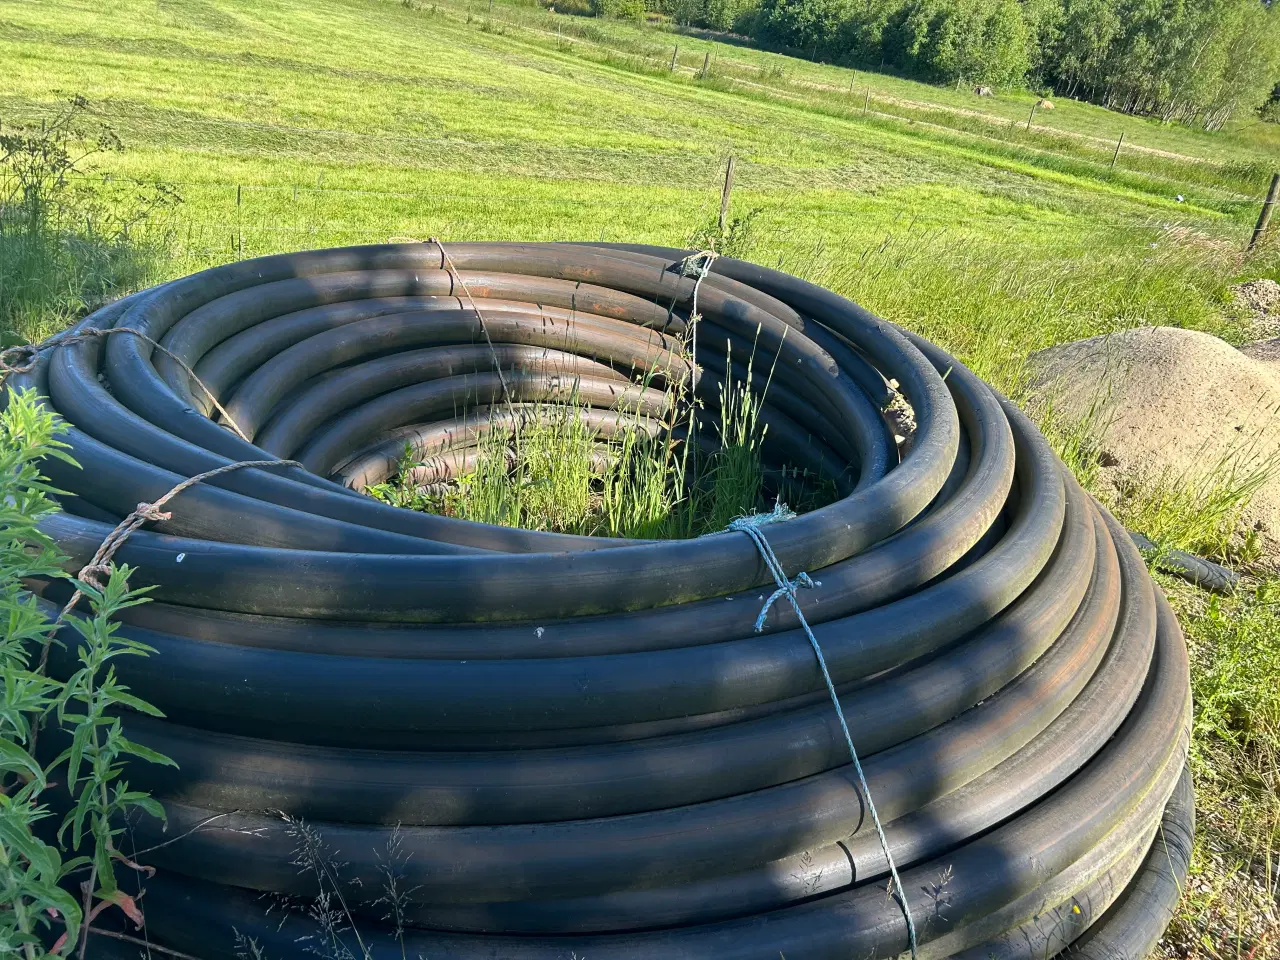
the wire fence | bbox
[50,167,1263,205]
[371,0,1278,183]
[35,170,1254,231]
[2,108,1266,277]
[4,167,1254,270]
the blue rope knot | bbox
[753,570,820,633]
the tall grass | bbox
[1164,569,1280,956]
[1108,455,1275,567]
[0,97,178,344]
[367,345,782,539]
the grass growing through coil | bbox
[367,345,779,538]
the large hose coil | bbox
[17,242,1192,958]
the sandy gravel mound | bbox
[1234,279,1280,339]
[1030,326,1280,555]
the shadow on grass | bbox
[1,94,180,345]
[0,216,174,346]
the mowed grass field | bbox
[5,0,1280,954]
[3,0,1277,369]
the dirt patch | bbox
[1030,326,1280,559]
[1234,279,1280,339]
[1242,336,1280,374]
[883,378,916,454]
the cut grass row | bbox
[448,0,1280,166]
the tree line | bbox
[651,0,1280,128]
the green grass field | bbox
[4,0,1277,272]
[4,0,1280,953]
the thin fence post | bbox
[848,72,855,95]
[670,44,678,72]
[863,88,871,116]
[1110,131,1124,169]
[699,50,710,78]
[1248,172,1280,252]
[1025,101,1036,132]
[719,156,736,232]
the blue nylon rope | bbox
[727,503,920,959]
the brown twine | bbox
[38,458,301,672]
[428,238,516,411]
[0,327,252,443]
[86,929,200,960]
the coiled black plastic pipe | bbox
[17,242,1192,958]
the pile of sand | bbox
[1030,326,1280,558]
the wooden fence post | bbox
[863,88,871,116]
[670,45,678,72]
[1025,101,1036,132]
[1110,131,1124,169]
[699,51,710,78]
[1249,173,1280,252]
[719,156,736,232]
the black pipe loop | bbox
[15,242,1192,958]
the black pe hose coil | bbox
[15,241,1192,959]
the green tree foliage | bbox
[880,0,1031,85]
[732,0,1280,128]
[755,0,852,57]
[660,0,756,30]
[591,0,647,20]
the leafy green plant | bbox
[589,0,646,21]
[52,564,174,953]
[688,207,763,260]
[0,390,86,955]
[0,389,172,956]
